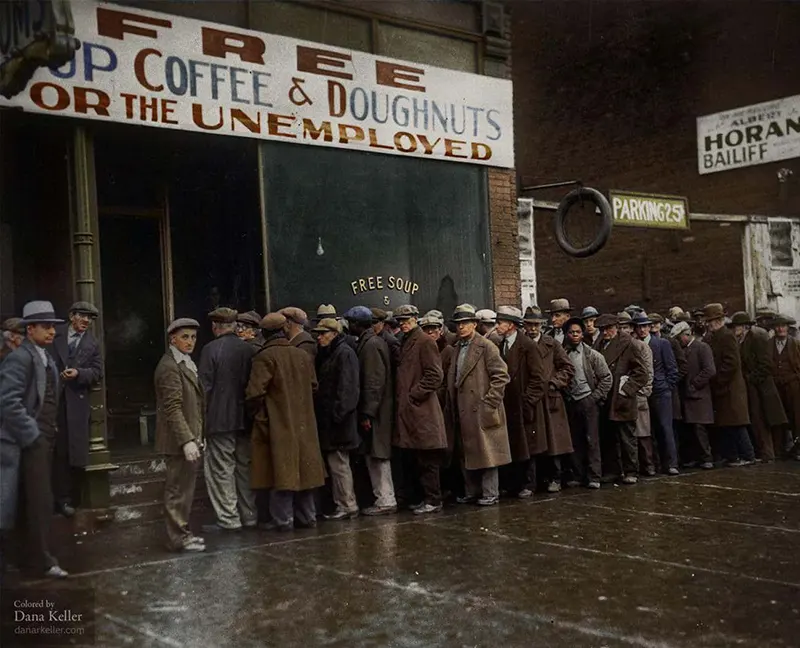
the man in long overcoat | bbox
[703,303,756,465]
[155,318,205,552]
[671,322,716,468]
[393,304,448,515]
[347,307,396,516]
[50,301,103,516]
[246,313,325,530]
[236,311,264,349]
[494,306,544,498]
[0,301,68,578]
[371,308,401,369]
[446,304,510,506]
[771,314,800,459]
[596,313,649,484]
[281,307,316,358]
[198,308,257,533]
[730,312,787,461]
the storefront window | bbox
[769,221,793,268]
[376,23,478,73]
[261,142,491,316]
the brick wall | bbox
[489,168,521,307]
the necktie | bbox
[68,336,80,359]
[502,340,509,359]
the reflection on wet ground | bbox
[15,463,800,647]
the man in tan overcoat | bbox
[446,304,511,506]
[281,307,316,358]
[246,313,325,531]
[154,318,205,553]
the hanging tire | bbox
[553,187,613,258]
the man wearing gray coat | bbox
[0,301,68,579]
[199,308,258,533]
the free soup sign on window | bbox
[0,1,515,168]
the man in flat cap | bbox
[548,299,571,344]
[393,304,448,514]
[730,312,787,461]
[155,318,205,552]
[50,301,103,516]
[346,307,396,515]
[581,307,601,347]
[494,306,544,498]
[237,311,264,349]
[1,317,24,365]
[199,308,258,533]
[246,313,325,530]
[281,307,316,358]
[446,304,510,506]
[771,314,800,460]
[475,309,499,343]
[372,307,401,367]
[0,301,68,578]
[703,303,756,465]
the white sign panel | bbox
[0,1,515,167]
[697,95,800,175]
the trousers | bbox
[18,434,58,572]
[568,396,602,483]
[327,450,358,513]
[366,456,396,508]
[679,423,713,464]
[718,426,756,462]
[164,455,198,550]
[463,466,499,499]
[204,431,257,529]
[649,391,678,470]
[269,490,317,528]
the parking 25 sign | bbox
[609,191,689,230]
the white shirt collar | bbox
[505,331,518,347]
[170,345,198,374]
[33,344,48,366]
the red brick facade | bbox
[489,167,521,307]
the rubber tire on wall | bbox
[553,187,613,258]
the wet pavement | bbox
[8,462,800,647]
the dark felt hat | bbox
[523,306,547,323]
[728,311,754,327]
[237,311,262,328]
[208,307,238,323]
[595,313,619,329]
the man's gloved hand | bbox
[183,440,201,463]
[360,417,372,432]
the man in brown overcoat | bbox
[281,307,316,358]
[154,318,205,553]
[393,304,448,515]
[671,322,716,468]
[703,303,756,465]
[494,306,544,498]
[772,314,800,459]
[596,314,649,484]
[730,312,787,461]
[446,304,511,506]
[246,313,325,531]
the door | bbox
[99,210,170,450]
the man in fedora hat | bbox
[626,313,654,476]
[494,306,544,498]
[581,307,600,347]
[671,322,716,469]
[595,313,649,484]
[315,304,337,324]
[199,308,258,534]
[247,313,325,530]
[703,303,756,465]
[155,318,205,552]
[280,306,316,358]
[475,309,500,343]
[446,304,510,506]
[0,301,69,578]
[548,299,571,344]
[771,314,800,459]
[730,312,787,461]
[755,307,776,336]
[50,301,103,517]
[236,311,264,349]
[562,317,612,489]
[522,306,547,340]
[371,308,401,367]
[393,304,448,515]
[1,317,24,365]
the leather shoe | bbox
[44,565,69,579]
[362,505,397,516]
[201,523,242,534]
[324,509,359,521]
[56,503,76,518]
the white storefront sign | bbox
[0,1,515,167]
[697,95,800,175]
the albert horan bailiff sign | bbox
[697,95,800,175]
[0,1,515,167]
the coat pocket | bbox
[479,404,502,429]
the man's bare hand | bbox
[61,369,79,381]
[183,440,201,463]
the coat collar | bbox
[357,327,376,354]
[456,335,485,388]
[600,333,627,366]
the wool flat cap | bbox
[675,311,694,323]
[668,307,685,320]
[581,306,599,319]
[344,306,373,323]
[312,317,341,334]
[261,312,287,331]
[423,309,444,320]
[755,307,776,318]
[624,304,644,314]
[316,304,337,318]
[549,298,571,313]
[2,317,24,333]
[475,309,497,324]
[728,311,753,327]
[496,306,523,325]
[69,301,99,317]
[419,316,443,328]
[167,317,200,335]
[371,308,388,322]
[21,301,64,324]
[617,311,633,324]
[595,314,619,329]
[649,313,664,324]
[452,303,480,322]
[523,306,547,323]
[670,321,692,338]
[237,310,262,328]
[208,307,238,323]
[703,303,725,321]
[280,307,308,326]
[393,304,420,320]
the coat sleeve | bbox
[245,353,273,416]
[671,338,688,383]
[198,344,215,395]
[76,339,103,387]
[523,343,546,410]
[693,343,717,389]
[0,352,41,448]
[155,363,195,448]
[623,342,650,397]
[334,347,360,423]
[713,336,739,388]
[662,340,679,387]
[411,339,444,402]
[550,343,576,390]
[590,350,613,402]
[359,340,386,420]
[749,333,773,385]
[482,342,510,409]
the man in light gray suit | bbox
[0,301,68,579]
